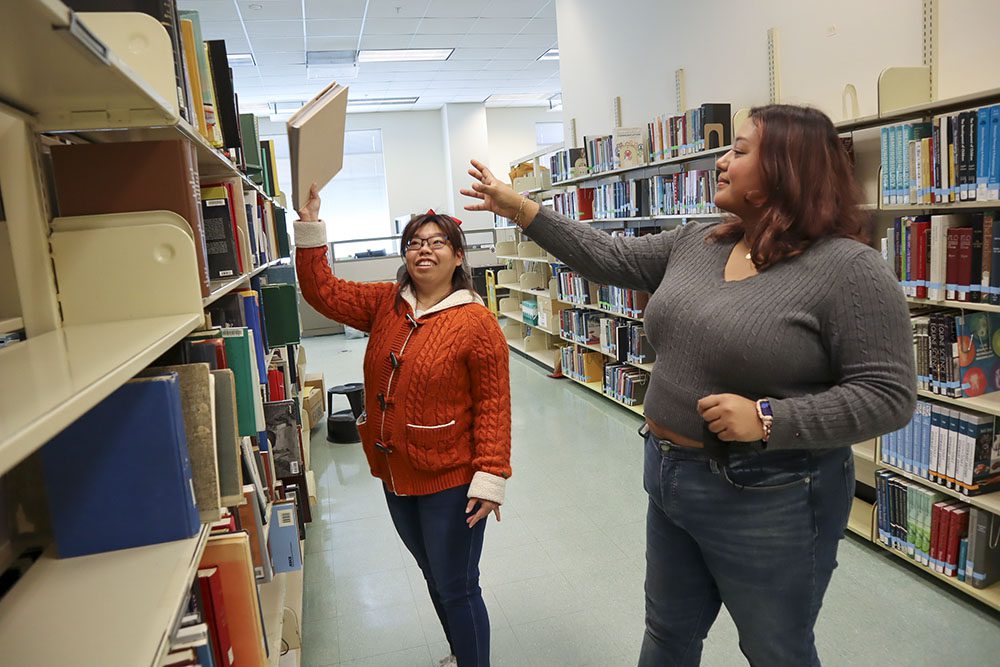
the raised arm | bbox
[462,159,677,292]
[293,184,395,333]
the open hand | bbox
[466,497,501,528]
[461,159,539,226]
[697,393,765,442]
[298,182,321,222]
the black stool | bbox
[327,383,365,443]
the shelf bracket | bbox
[675,69,686,114]
[767,28,782,104]
[922,0,939,101]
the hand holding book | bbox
[297,182,321,222]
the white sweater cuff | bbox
[294,220,327,248]
[468,471,506,504]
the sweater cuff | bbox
[294,220,327,248]
[468,471,506,504]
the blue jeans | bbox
[384,484,490,666]
[639,432,854,666]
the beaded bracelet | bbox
[512,197,527,226]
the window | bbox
[535,121,564,147]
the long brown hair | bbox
[395,212,475,312]
[709,104,869,269]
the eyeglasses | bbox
[404,235,450,252]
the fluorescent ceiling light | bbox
[228,53,256,66]
[537,48,559,61]
[485,93,548,104]
[358,49,453,63]
[307,50,357,65]
[347,97,419,107]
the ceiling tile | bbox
[255,65,308,77]
[449,47,502,61]
[304,0,367,19]
[363,18,422,34]
[432,71,481,81]
[416,17,476,34]
[305,19,364,37]
[468,18,530,34]
[436,60,490,71]
[505,33,557,50]
[536,2,556,17]
[252,35,305,53]
[426,0,490,18]
[366,0,431,18]
[195,20,248,41]
[238,1,302,21]
[245,20,302,38]
[520,17,557,34]
[254,51,307,65]
[307,35,359,51]
[482,60,528,71]
[518,60,559,75]
[494,47,549,60]
[407,34,463,48]
[481,0,548,18]
[459,33,512,48]
[359,34,413,49]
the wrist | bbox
[755,398,773,442]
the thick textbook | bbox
[287,80,349,209]
[260,284,301,346]
[211,368,244,506]
[264,399,303,478]
[268,501,303,574]
[42,374,200,557]
[200,533,268,667]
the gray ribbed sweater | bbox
[525,207,917,450]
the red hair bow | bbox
[426,208,462,226]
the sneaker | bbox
[438,656,457,667]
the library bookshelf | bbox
[0,2,310,664]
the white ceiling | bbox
[177,0,561,114]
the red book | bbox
[267,369,285,401]
[911,219,930,298]
[944,505,970,576]
[197,567,235,667]
[188,338,228,369]
[930,500,956,572]
[576,188,595,221]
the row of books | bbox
[552,188,594,221]
[602,363,650,406]
[549,147,589,183]
[67,3,281,192]
[597,318,656,365]
[555,268,598,306]
[911,309,1000,399]
[560,345,605,384]
[596,285,649,319]
[48,138,290,298]
[881,399,1000,496]
[876,471,1000,590]
[882,212,998,302]
[647,170,719,216]
[879,105,1000,206]
[646,104,733,162]
[592,181,649,219]
[560,308,602,346]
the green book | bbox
[221,327,263,436]
[260,284,301,347]
[273,207,290,258]
[240,113,264,176]
[260,140,274,196]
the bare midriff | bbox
[645,417,704,449]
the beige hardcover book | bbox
[287,81,349,210]
[212,368,244,506]
[144,363,222,519]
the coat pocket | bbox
[404,420,468,471]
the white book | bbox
[929,214,963,301]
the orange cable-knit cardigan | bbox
[294,221,512,502]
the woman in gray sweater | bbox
[462,104,916,666]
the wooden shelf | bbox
[203,259,288,307]
[852,439,877,463]
[259,572,288,667]
[505,336,559,370]
[551,144,731,187]
[0,317,23,335]
[836,86,1000,132]
[0,0,177,130]
[0,313,202,476]
[880,201,1000,213]
[915,388,1000,418]
[907,297,1000,314]
[875,538,1000,612]
[495,254,555,264]
[847,497,874,541]
[0,525,210,666]
[500,310,557,336]
[590,213,721,222]
[564,374,644,416]
[877,460,1000,516]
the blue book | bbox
[238,291,268,381]
[989,105,1000,200]
[196,642,216,667]
[42,374,200,558]
[958,537,969,582]
[268,501,303,574]
[976,107,990,199]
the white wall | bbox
[345,110,450,223]
[555,0,1000,139]
[486,106,559,179]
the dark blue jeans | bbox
[384,483,490,666]
[639,432,854,667]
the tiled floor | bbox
[300,334,1000,666]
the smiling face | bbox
[714,118,767,222]
[403,221,464,292]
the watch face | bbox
[759,400,773,417]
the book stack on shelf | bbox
[0,2,319,665]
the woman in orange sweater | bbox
[295,185,511,667]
